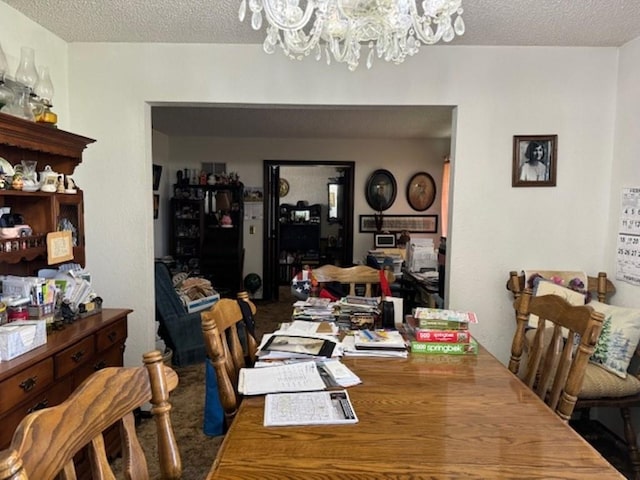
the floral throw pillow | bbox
[589,300,640,379]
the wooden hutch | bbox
[0,112,131,478]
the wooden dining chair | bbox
[313,264,395,297]
[508,271,640,479]
[0,350,181,480]
[512,288,605,421]
[201,293,257,427]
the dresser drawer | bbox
[0,378,72,449]
[0,358,54,416]
[75,342,125,389]
[96,317,127,352]
[54,336,95,378]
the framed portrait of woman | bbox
[512,135,557,187]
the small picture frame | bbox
[374,233,397,248]
[152,164,162,191]
[153,194,159,219]
[46,230,74,265]
[512,135,557,187]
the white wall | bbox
[0,2,69,127]
[62,43,618,367]
[610,37,640,306]
[597,35,640,436]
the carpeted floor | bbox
[114,286,635,479]
[112,287,293,479]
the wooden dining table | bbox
[206,343,624,479]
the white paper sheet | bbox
[264,390,358,426]
[238,360,326,395]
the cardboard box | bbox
[185,294,220,313]
[0,320,47,361]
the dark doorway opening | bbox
[263,160,355,301]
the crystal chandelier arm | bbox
[261,0,317,31]
[409,0,461,45]
[281,28,324,55]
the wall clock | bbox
[365,169,397,212]
[407,172,436,211]
[279,178,290,197]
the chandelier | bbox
[238,0,464,71]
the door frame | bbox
[263,160,355,301]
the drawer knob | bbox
[94,360,107,370]
[27,399,49,414]
[71,350,85,362]
[108,331,117,342]
[19,376,38,392]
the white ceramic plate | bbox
[0,157,14,176]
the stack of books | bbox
[336,296,381,330]
[406,307,479,355]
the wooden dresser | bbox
[0,309,130,460]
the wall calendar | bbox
[616,187,640,286]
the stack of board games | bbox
[406,307,479,355]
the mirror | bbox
[328,182,343,223]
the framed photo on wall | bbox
[512,135,557,187]
[359,214,438,233]
[153,194,159,219]
[152,164,162,191]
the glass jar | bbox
[15,46,38,90]
[1,86,35,121]
[34,66,54,104]
[0,78,14,110]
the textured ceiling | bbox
[5,0,639,139]
[5,0,640,46]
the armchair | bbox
[154,261,207,367]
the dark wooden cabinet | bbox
[0,112,94,275]
[278,203,321,284]
[171,183,244,295]
[0,309,131,456]
[170,196,204,274]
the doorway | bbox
[263,160,355,301]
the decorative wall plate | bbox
[365,169,397,212]
[279,178,290,197]
[0,157,14,176]
[407,172,436,211]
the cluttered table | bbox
[206,340,622,479]
[402,267,442,308]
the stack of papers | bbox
[354,329,407,351]
[277,320,339,336]
[319,359,361,387]
[292,297,337,321]
[342,332,408,358]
